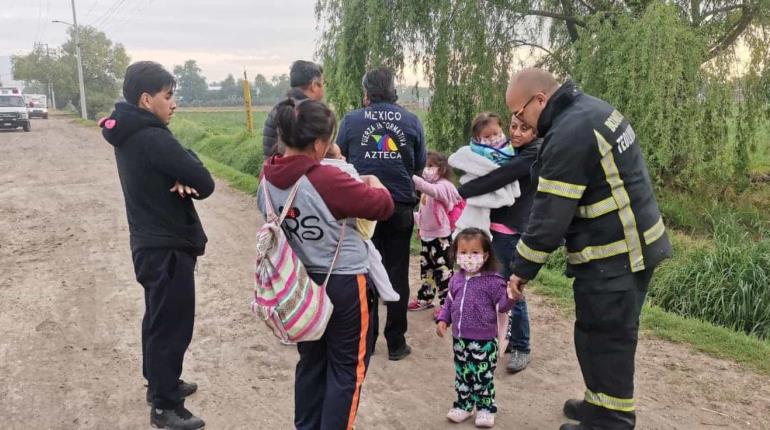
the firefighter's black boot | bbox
[563,399,589,421]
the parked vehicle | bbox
[0,94,31,132]
[0,87,22,95]
[25,95,48,119]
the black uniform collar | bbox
[537,80,580,137]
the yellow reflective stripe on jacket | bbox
[567,240,628,265]
[516,240,550,264]
[643,216,666,245]
[576,197,619,219]
[538,177,586,200]
[585,390,635,412]
[595,130,645,272]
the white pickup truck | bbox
[0,94,31,132]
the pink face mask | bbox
[479,132,509,149]
[457,253,485,273]
[422,167,440,183]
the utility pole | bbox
[70,0,87,119]
[44,45,56,110]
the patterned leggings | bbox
[417,237,453,305]
[453,337,498,413]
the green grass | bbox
[530,265,770,376]
[170,112,267,178]
[197,153,259,195]
[173,111,261,134]
[657,187,770,236]
[649,214,770,339]
[749,121,770,175]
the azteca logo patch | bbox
[361,119,408,159]
[372,134,399,152]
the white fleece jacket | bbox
[448,146,520,237]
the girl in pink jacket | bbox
[409,151,463,314]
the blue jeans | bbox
[491,231,531,353]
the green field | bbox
[167,109,770,375]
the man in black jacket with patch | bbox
[506,68,672,430]
[337,67,427,361]
[102,61,214,430]
[262,60,324,157]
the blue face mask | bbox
[470,138,516,165]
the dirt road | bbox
[1,117,768,429]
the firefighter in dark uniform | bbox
[505,68,672,430]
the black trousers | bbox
[370,202,414,353]
[295,274,375,430]
[133,248,197,410]
[572,267,654,430]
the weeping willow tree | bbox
[316,0,770,188]
[570,3,770,189]
[317,1,523,151]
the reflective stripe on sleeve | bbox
[576,196,619,219]
[537,177,586,200]
[567,240,629,265]
[643,216,666,245]
[516,240,550,264]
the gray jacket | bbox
[257,176,369,274]
[262,88,309,157]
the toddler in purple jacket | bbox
[436,228,516,428]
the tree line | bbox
[316,0,770,192]
[172,59,293,107]
[11,27,314,116]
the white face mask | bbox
[422,167,440,182]
[457,253,486,273]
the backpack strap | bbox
[262,179,301,225]
[321,221,347,287]
[264,178,347,287]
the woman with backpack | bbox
[256,98,394,430]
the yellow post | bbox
[243,70,254,134]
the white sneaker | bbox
[446,408,473,423]
[475,410,495,428]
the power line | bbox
[89,0,117,27]
[85,0,100,18]
[108,0,152,33]
[90,0,126,28]
[34,0,44,44]
[41,0,52,39]
[99,0,129,28]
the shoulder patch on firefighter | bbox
[604,110,624,133]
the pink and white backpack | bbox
[252,181,344,342]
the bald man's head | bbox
[506,68,561,131]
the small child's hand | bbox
[436,321,448,337]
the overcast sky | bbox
[1,0,324,83]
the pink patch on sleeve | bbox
[97,117,107,127]
[104,119,117,129]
